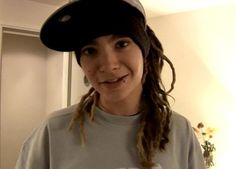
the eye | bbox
[115,39,129,49]
[80,46,97,56]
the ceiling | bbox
[28,0,236,18]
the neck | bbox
[98,89,142,116]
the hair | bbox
[69,25,176,169]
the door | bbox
[0,27,65,169]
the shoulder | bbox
[168,112,205,168]
[20,104,78,150]
[47,104,78,121]
[169,111,194,138]
[24,104,78,140]
[15,106,78,169]
[170,111,192,128]
[45,104,78,129]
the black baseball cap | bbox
[40,0,150,62]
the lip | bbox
[100,74,128,83]
[100,74,128,89]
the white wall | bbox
[0,32,66,169]
[148,3,236,169]
[1,33,47,169]
[0,1,69,169]
[0,0,69,112]
[70,53,90,105]
[0,0,57,30]
[46,49,64,114]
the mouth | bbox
[100,74,128,84]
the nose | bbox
[98,47,120,72]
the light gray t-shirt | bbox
[15,104,205,169]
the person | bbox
[15,0,205,169]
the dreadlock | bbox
[69,25,176,169]
[135,25,176,169]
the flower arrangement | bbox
[193,122,216,168]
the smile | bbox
[99,74,128,89]
[102,74,128,84]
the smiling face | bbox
[79,35,144,105]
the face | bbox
[79,35,144,104]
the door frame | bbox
[0,24,71,168]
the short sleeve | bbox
[188,124,206,169]
[15,121,50,169]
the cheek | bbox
[82,69,100,90]
[83,68,94,81]
[137,59,144,79]
[81,57,94,74]
[129,54,144,76]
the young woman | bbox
[15,0,205,169]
